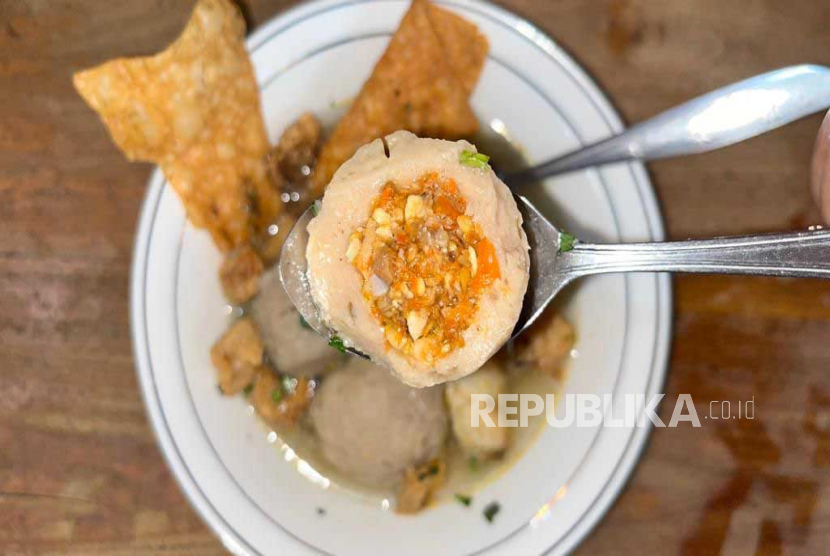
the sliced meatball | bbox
[211,318,263,395]
[310,357,448,487]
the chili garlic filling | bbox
[347,173,500,362]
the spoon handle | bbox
[562,229,830,280]
[508,64,830,184]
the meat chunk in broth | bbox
[266,112,322,216]
[272,112,322,184]
[396,458,446,514]
[513,313,575,379]
[211,318,263,395]
[219,244,264,304]
[251,367,314,428]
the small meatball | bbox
[251,266,342,377]
[219,244,264,304]
[513,313,575,378]
[396,458,446,514]
[310,358,448,487]
[251,367,314,428]
[445,362,508,457]
[211,318,263,395]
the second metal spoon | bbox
[506,64,830,185]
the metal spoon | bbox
[506,64,830,184]
[512,197,830,336]
[278,203,371,357]
[279,198,830,350]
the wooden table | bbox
[2,0,829,554]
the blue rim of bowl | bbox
[130,1,673,555]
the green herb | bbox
[328,335,347,353]
[271,387,284,403]
[455,494,473,507]
[243,383,254,396]
[483,502,501,523]
[299,315,312,329]
[459,150,490,169]
[559,232,576,253]
[310,200,321,216]
[468,456,479,473]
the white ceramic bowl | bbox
[130,0,672,554]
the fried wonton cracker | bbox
[311,0,488,193]
[425,3,489,95]
[73,0,279,251]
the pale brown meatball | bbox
[310,358,448,487]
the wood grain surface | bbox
[2,0,829,554]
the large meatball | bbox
[306,131,529,387]
[310,357,448,487]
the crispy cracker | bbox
[73,0,278,251]
[426,3,489,95]
[312,0,487,192]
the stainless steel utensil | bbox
[512,197,830,336]
[506,64,830,185]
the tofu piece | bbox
[444,362,508,456]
